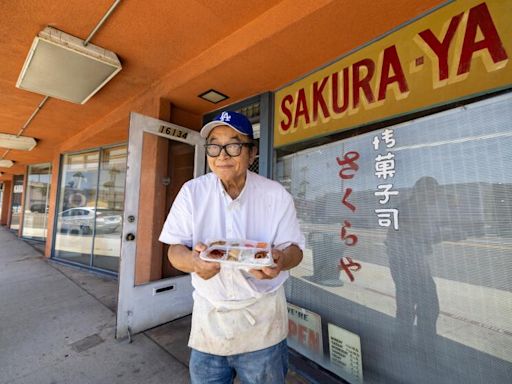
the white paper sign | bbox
[328,323,363,384]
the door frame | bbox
[116,112,205,339]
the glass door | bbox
[116,113,205,339]
[10,175,24,231]
[22,163,52,241]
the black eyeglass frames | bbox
[204,142,253,157]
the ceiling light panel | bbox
[0,133,37,151]
[199,89,229,104]
[0,160,14,168]
[16,27,122,104]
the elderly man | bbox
[159,110,304,384]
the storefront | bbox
[272,0,511,383]
[39,0,509,381]
[1,1,509,382]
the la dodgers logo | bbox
[220,112,231,122]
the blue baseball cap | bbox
[200,111,253,139]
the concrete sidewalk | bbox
[0,227,190,384]
[0,228,310,384]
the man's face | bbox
[206,125,256,185]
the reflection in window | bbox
[277,93,512,384]
[93,145,127,271]
[22,163,51,241]
[238,103,261,174]
[10,175,24,231]
[53,145,127,274]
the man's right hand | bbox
[192,242,221,280]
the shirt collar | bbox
[216,170,251,203]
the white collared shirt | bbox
[159,170,305,302]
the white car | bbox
[59,207,122,235]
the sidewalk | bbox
[0,228,309,384]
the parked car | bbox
[58,207,122,235]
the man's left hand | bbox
[249,248,285,280]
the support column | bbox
[18,167,28,237]
[134,98,172,285]
[44,152,61,257]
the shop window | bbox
[0,183,3,219]
[277,93,512,384]
[22,163,51,241]
[9,175,24,231]
[239,103,260,174]
[53,145,127,274]
[93,146,127,271]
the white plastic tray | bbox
[199,239,274,269]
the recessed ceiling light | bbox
[0,160,14,168]
[198,89,229,104]
[16,27,122,104]
[0,133,37,151]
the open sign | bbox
[287,303,323,358]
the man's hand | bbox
[249,244,303,280]
[192,242,221,280]
[249,248,286,280]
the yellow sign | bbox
[274,0,511,147]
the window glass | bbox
[9,175,24,231]
[277,93,512,384]
[92,145,127,271]
[22,163,51,241]
[238,104,260,174]
[53,145,127,274]
[54,151,100,266]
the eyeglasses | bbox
[204,142,253,157]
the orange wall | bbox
[44,152,61,257]
[1,180,12,226]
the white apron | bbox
[188,285,289,356]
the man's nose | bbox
[218,146,230,158]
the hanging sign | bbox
[274,0,511,147]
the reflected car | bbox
[58,207,122,235]
[30,202,49,213]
